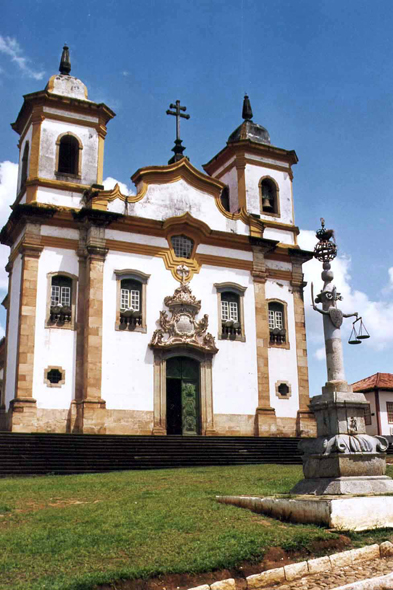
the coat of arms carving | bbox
[149,267,218,354]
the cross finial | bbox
[59,44,71,75]
[176,264,190,284]
[166,100,190,164]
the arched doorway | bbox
[166,356,200,435]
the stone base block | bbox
[291,475,393,495]
[8,398,38,432]
[296,410,317,437]
[303,453,387,479]
[216,494,393,531]
[255,407,278,436]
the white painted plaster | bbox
[43,107,98,123]
[263,227,295,246]
[265,280,299,417]
[105,229,167,248]
[196,243,253,261]
[5,254,22,408]
[11,230,25,252]
[47,75,88,101]
[39,119,98,186]
[219,168,240,213]
[101,252,258,415]
[41,225,79,240]
[36,186,84,209]
[17,126,33,193]
[377,391,393,436]
[245,163,294,224]
[124,179,249,235]
[33,248,79,409]
[211,156,236,177]
[245,153,290,168]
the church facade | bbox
[0,47,316,437]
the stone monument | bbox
[291,220,393,495]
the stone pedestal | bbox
[256,407,278,436]
[292,380,393,495]
[8,398,38,432]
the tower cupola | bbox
[227,94,271,146]
[11,46,115,207]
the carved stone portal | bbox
[149,275,218,354]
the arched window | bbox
[215,282,247,342]
[260,178,279,215]
[115,269,150,332]
[21,142,29,187]
[57,134,80,175]
[268,301,286,345]
[120,278,142,329]
[50,275,73,324]
[171,235,194,259]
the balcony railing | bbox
[221,322,241,338]
[49,306,72,324]
[270,328,286,345]
[120,314,142,329]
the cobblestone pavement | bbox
[277,556,393,590]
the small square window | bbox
[171,235,194,259]
[387,402,393,424]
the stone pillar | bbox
[252,242,277,436]
[291,257,316,437]
[9,224,43,432]
[75,222,108,434]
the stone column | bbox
[10,223,43,432]
[252,241,277,436]
[0,271,11,430]
[291,255,316,437]
[75,222,108,434]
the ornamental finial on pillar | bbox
[59,44,71,76]
[242,94,253,121]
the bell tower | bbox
[11,45,115,208]
[204,95,298,245]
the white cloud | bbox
[102,176,135,196]
[0,36,44,80]
[299,229,393,354]
[314,347,326,361]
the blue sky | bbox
[0,0,392,396]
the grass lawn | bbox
[1,464,393,590]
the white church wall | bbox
[32,247,78,409]
[36,186,84,208]
[263,227,295,246]
[105,229,168,249]
[17,126,33,193]
[101,250,258,417]
[4,254,22,409]
[127,179,250,235]
[265,280,299,418]
[41,225,80,240]
[265,259,292,271]
[195,266,258,415]
[245,162,294,224]
[218,166,239,213]
[39,119,98,186]
[196,244,253,261]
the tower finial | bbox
[59,44,71,76]
[242,94,253,121]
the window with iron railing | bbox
[268,301,286,345]
[119,278,143,329]
[50,276,72,324]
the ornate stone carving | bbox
[300,434,389,456]
[150,273,218,354]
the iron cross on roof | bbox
[166,100,190,164]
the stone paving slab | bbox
[187,542,393,590]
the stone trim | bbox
[152,347,216,436]
[114,269,150,333]
[43,365,65,388]
[266,297,290,350]
[186,537,390,590]
[45,271,78,331]
[275,380,292,399]
[214,282,247,342]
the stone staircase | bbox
[0,433,304,476]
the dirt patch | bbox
[95,535,352,590]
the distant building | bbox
[352,373,393,436]
[0,47,316,437]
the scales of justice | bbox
[291,219,393,495]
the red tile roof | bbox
[352,373,393,392]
